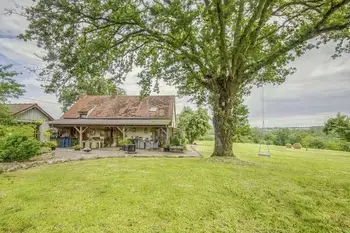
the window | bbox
[79,113,87,118]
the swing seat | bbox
[258,152,271,157]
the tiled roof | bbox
[50,119,171,126]
[63,95,175,119]
[6,103,55,121]
[7,103,36,115]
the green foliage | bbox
[118,139,130,146]
[16,0,350,156]
[0,104,14,125]
[198,134,215,141]
[56,78,126,112]
[73,145,81,150]
[170,135,182,146]
[324,113,350,142]
[178,107,211,144]
[248,126,350,152]
[42,141,57,148]
[0,135,40,162]
[232,101,251,142]
[0,124,36,139]
[273,128,291,146]
[0,64,25,103]
[301,135,313,148]
[309,137,327,149]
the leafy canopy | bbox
[0,64,25,124]
[53,76,127,112]
[16,0,350,101]
[324,113,350,141]
[0,64,24,103]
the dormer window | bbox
[149,107,157,112]
[79,112,88,118]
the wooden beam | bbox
[79,126,83,148]
[115,126,123,133]
[74,126,81,133]
[160,128,167,134]
[166,126,169,141]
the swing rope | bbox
[258,85,270,157]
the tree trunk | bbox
[212,111,235,157]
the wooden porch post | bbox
[166,126,169,141]
[74,126,88,148]
[79,126,83,148]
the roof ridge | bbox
[6,103,36,105]
[80,95,176,97]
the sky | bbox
[1,0,349,128]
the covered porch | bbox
[49,119,174,149]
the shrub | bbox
[0,135,40,161]
[309,137,326,149]
[42,141,58,148]
[73,145,81,150]
[118,139,130,146]
[339,141,350,152]
[286,143,292,148]
[0,167,4,174]
[293,143,302,149]
[326,140,341,151]
[170,135,181,146]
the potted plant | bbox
[43,141,58,150]
[163,141,170,152]
[118,139,129,151]
[73,145,81,151]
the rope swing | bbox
[258,85,271,157]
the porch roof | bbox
[49,118,171,127]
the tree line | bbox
[230,113,350,152]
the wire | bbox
[16,96,61,105]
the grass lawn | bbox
[0,142,349,233]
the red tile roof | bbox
[63,95,175,119]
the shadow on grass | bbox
[206,156,256,166]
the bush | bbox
[326,140,341,151]
[0,167,4,174]
[293,143,302,149]
[170,135,181,146]
[286,143,292,148]
[118,139,130,146]
[309,137,326,149]
[0,135,40,162]
[73,145,81,150]
[42,141,57,148]
[339,141,350,152]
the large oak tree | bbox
[15,0,350,156]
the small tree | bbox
[0,64,25,103]
[324,113,350,142]
[0,64,25,125]
[178,107,211,144]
